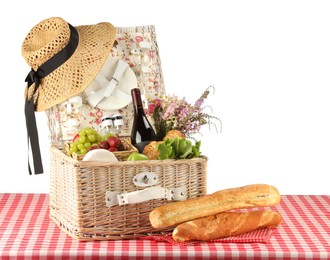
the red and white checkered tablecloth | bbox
[0,194,329,260]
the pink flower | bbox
[147,98,162,115]
[146,50,155,59]
[194,98,204,107]
[54,111,60,120]
[155,98,162,107]
[178,107,189,120]
[135,36,144,42]
[147,103,157,115]
[96,118,102,125]
[96,110,103,117]
[162,103,176,120]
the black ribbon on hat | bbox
[24,23,79,175]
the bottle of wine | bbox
[131,88,156,153]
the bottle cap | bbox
[113,113,124,128]
[101,116,114,128]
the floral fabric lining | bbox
[46,25,165,146]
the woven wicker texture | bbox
[49,146,207,241]
[22,17,116,111]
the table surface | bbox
[0,194,329,260]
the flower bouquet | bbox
[146,86,222,141]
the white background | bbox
[1,0,329,195]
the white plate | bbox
[82,149,118,162]
[84,55,137,111]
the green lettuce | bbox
[158,137,201,160]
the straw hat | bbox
[22,17,116,111]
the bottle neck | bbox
[131,88,145,114]
[131,88,143,106]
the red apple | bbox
[109,146,118,152]
[88,145,99,151]
[99,140,110,150]
[107,136,118,148]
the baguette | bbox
[172,210,282,242]
[149,184,280,228]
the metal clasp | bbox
[133,172,158,187]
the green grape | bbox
[85,127,94,135]
[78,135,86,143]
[77,143,84,151]
[69,143,78,154]
[84,142,91,150]
[79,128,87,136]
[70,127,102,155]
[87,134,96,143]
[96,133,102,142]
[80,148,88,154]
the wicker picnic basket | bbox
[49,146,207,241]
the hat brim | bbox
[33,22,116,111]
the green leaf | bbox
[158,137,202,160]
[172,137,181,155]
[178,139,193,159]
[158,141,174,160]
[192,140,201,157]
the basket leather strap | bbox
[24,23,79,175]
[86,59,130,107]
[105,186,187,207]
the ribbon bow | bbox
[24,68,43,175]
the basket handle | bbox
[105,186,187,208]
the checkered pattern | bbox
[0,194,329,259]
[143,228,275,245]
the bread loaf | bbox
[142,141,162,160]
[163,130,185,140]
[149,184,280,228]
[172,210,282,242]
